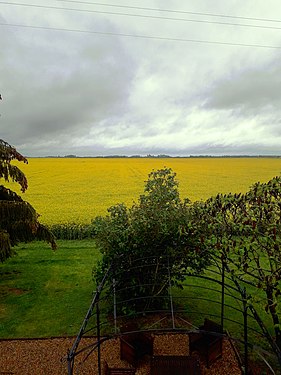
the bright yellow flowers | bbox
[9,157,281,225]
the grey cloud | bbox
[2,1,281,156]
[0,25,136,146]
[114,142,280,157]
[162,142,281,156]
[204,60,281,114]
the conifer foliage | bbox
[0,139,56,262]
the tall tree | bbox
[93,167,209,314]
[0,139,56,262]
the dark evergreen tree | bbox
[0,139,56,262]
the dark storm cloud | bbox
[204,61,281,114]
[0,24,136,147]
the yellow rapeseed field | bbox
[8,158,281,225]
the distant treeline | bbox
[37,154,281,159]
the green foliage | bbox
[0,139,28,192]
[0,139,56,262]
[93,167,210,313]
[193,175,281,350]
[47,223,93,240]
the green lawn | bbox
[0,240,101,338]
[0,240,275,352]
[173,271,273,345]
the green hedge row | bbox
[47,223,96,240]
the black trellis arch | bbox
[66,254,281,375]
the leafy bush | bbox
[93,168,210,314]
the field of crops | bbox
[8,157,281,225]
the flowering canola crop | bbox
[8,158,281,225]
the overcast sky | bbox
[1,0,281,156]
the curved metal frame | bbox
[67,254,281,375]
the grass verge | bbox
[0,240,101,338]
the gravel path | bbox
[0,334,242,374]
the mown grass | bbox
[0,240,101,338]
[173,271,273,347]
[0,239,274,349]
